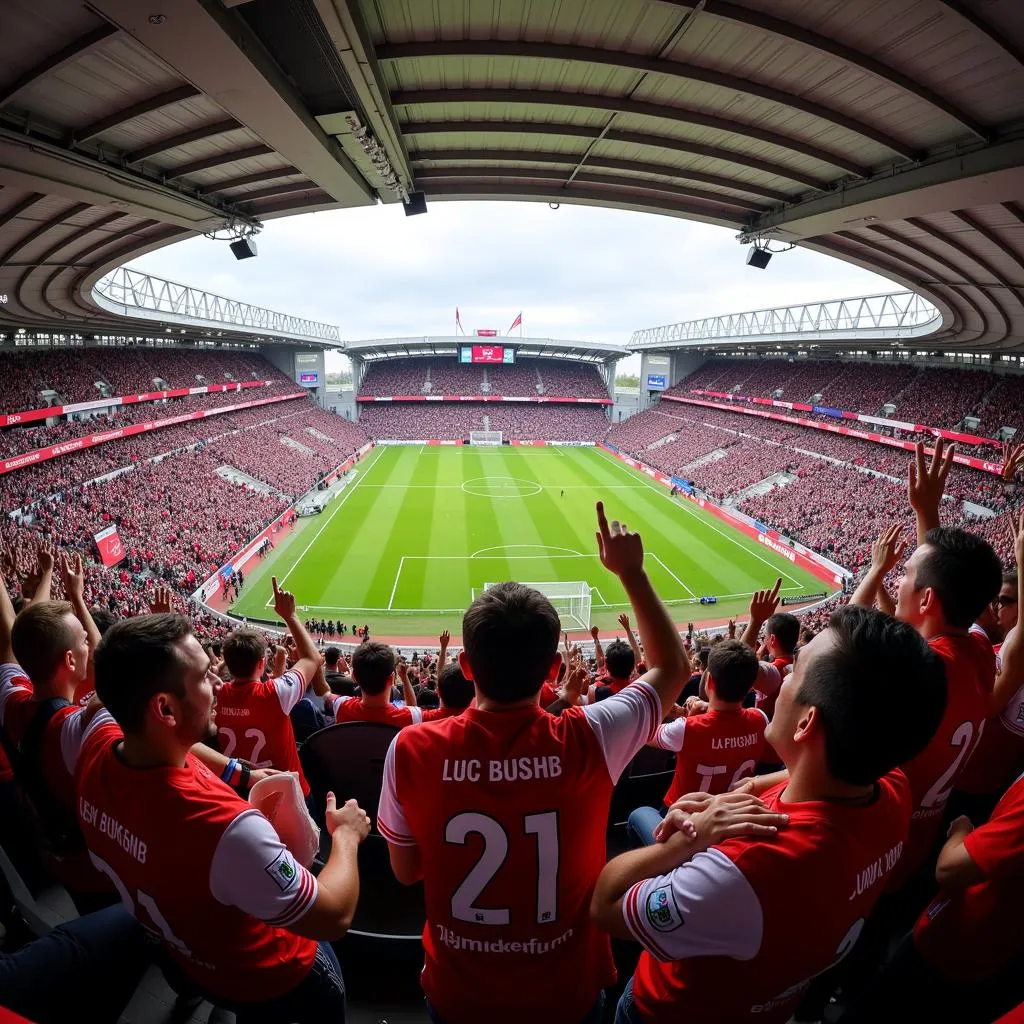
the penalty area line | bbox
[387,556,406,610]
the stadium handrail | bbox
[0,379,277,428]
[686,388,1004,448]
[662,395,1010,477]
[629,291,942,348]
[0,392,305,477]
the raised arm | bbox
[909,439,955,545]
[61,553,101,654]
[850,525,906,614]
[596,502,688,717]
[590,625,605,671]
[740,579,781,650]
[617,612,642,667]
[23,543,56,606]
[310,653,330,698]
[437,630,450,672]
[988,511,1024,717]
[271,577,320,683]
[0,564,15,665]
[396,657,417,707]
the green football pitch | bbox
[229,445,831,638]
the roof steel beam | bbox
[659,1,989,141]
[391,89,869,177]
[73,85,202,145]
[0,24,119,110]
[201,167,301,193]
[413,166,764,213]
[379,40,917,161]
[410,148,790,203]
[402,120,826,189]
[165,145,275,180]
[125,119,242,165]
[938,0,1024,70]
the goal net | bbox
[469,430,503,446]
[476,580,592,631]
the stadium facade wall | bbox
[598,442,847,587]
[665,396,1006,476]
[356,394,612,405]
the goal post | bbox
[469,430,503,446]
[475,580,592,631]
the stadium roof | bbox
[345,335,624,363]
[0,1,1022,351]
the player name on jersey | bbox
[79,796,148,864]
[442,756,563,782]
[849,840,903,901]
[710,733,760,750]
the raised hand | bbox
[60,551,85,602]
[148,584,174,614]
[617,612,631,631]
[748,578,782,626]
[870,524,908,575]
[590,625,600,641]
[727,618,737,638]
[1011,509,1024,569]
[1001,441,1024,483]
[325,792,371,842]
[595,501,644,579]
[908,438,955,525]
[271,576,296,621]
[38,542,55,578]
[439,629,450,649]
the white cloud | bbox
[128,200,899,373]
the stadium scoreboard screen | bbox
[298,371,319,386]
[460,345,515,364]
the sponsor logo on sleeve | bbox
[265,849,299,892]
[645,885,683,932]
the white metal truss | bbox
[629,291,941,348]
[93,267,340,345]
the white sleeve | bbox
[209,809,318,927]
[0,663,30,728]
[408,706,423,725]
[653,717,686,752]
[622,848,763,962]
[272,670,306,715]
[582,681,661,783]
[60,708,117,772]
[376,736,416,846]
[754,662,782,701]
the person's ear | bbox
[546,652,562,681]
[151,692,178,730]
[457,650,475,681]
[793,704,817,746]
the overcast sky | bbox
[128,200,897,374]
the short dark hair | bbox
[351,642,396,696]
[89,607,118,637]
[1004,570,1019,590]
[438,663,474,710]
[796,605,947,786]
[95,614,194,733]
[916,527,1003,629]
[696,647,711,669]
[325,646,341,666]
[11,601,77,684]
[766,612,799,654]
[604,640,635,680]
[222,628,266,679]
[707,640,758,702]
[462,583,560,702]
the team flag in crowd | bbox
[508,311,522,332]
[93,525,126,567]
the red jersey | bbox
[76,718,319,1001]
[378,682,662,1024]
[214,670,308,796]
[328,694,423,728]
[653,706,768,805]
[914,771,1024,982]
[624,771,912,1024]
[890,629,995,888]
[421,706,463,722]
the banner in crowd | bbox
[0,392,304,477]
[667,395,1007,477]
[688,389,1000,449]
[355,394,612,405]
[93,525,126,567]
[0,379,273,429]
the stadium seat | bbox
[607,747,675,832]
[299,723,425,940]
[0,839,77,937]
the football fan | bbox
[327,641,424,726]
